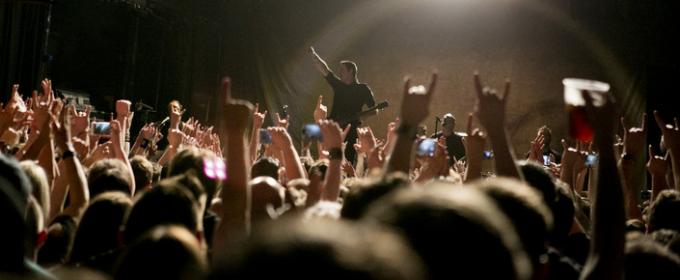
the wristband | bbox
[621,153,634,161]
[62,150,76,160]
[397,123,417,138]
[328,147,343,160]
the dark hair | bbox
[87,159,132,198]
[130,156,154,193]
[341,172,410,220]
[649,190,680,232]
[309,160,328,180]
[251,157,279,180]
[115,225,207,280]
[168,148,219,204]
[340,60,358,78]
[68,192,132,270]
[0,155,31,272]
[518,161,556,205]
[473,178,553,264]
[212,219,425,280]
[538,125,552,144]
[625,236,680,279]
[518,161,575,243]
[364,184,532,280]
[123,182,200,244]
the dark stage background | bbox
[2,0,679,152]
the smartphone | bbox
[203,158,227,180]
[417,139,436,157]
[585,154,598,167]
[483,150,494,159]
[91,121,111,135]
[281,105,289,119]
[542,155,551,166]
[259,128,272,145]
[302,123,322,141]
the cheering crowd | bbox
[2,71,680,279]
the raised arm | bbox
[110,117,136,195]
[647,145,669,202]
[654,111,680,191]
[319,120,343,201]
[309,46,331,76]
[473,73,522,180]
[53,106,89,218]
[213,78,253,256]
[462,113,486,182]
[250,103,267,162]
[580,91,624,280]
[386,73,438,174]
[619,114,647,220]
[269,126,306,180]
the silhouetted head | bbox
[212,219,426,280]
[339,60,358,84]
[364,183,532,280]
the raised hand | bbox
[462,113,487,181]
[222,78,254,133]
[621,114,647,158]
[528,133,545,163]
[462,113,487,161]
[268,126,293,151]
[31,89,54,130]
[416,138,449,182]
[314,95,327,123]
[71,106,92,138]
[53,106,74,152]
[40,79,53,102]
[355,126,377,154]
[473,73,510,134]
[367,141,386,170]
[167,128,184,148]
[253,103,267,128]
[275,112,289,129]
[400,73,437,126]
[647,145,669,178]
[319,120,343,150]
[170,106,182,129]
[654,111,680,152]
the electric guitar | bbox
[335,100,389,126]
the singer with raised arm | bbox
[309,46,376,163]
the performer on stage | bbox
[309,46,376,163]
[431,113,466,166]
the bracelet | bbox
[328,147,343,160]
[621,153,634,161]
[397,123,417,138]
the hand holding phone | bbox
[542,155,551,166]
[259,128,272,145]
[585,154,598,167]
[91,121,112,136]
[302,123,322,141]
[417,139,436,157]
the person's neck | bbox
[443,130,453,137]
